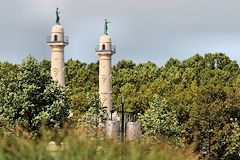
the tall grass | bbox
[0,129,197,160]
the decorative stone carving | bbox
[109,74,112,83]
[101,75,107,84]
[52,68,59,78]
[101,93,108,103]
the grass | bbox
[0,128,198,160]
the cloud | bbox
[0,0,240,65]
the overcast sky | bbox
[0,0,240,66]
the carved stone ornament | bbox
[101,93,108,103]
[109,74,112,82]
[52,68,59,77]
[101,75,107,84]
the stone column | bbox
[96,35,115,117]
[47,24,68,86]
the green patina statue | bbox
[104,19,111,35]
[56,8,60,25]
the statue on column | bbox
[104,19,111,35]
[56,8,60,25]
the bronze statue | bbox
[104,19,111,35]
[56,8,60,25]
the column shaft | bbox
[51,46,65,86]
[99,54,112,116]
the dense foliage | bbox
[0,56,69,135]
[138,95,182,140]
[64,53,240,159]
[77,92,108,137]
[1,53,240,159]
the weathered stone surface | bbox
[126,122,141,141]
[105,120,119,139]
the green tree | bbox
[78,93,108,137]
[138,95,182,141]
[0,62,18,85]
[65,60,98,115]
[224,118,240,159]
[0,56,69,135]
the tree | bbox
[224,118,240,160]
[138,95,182,141]
[65,60,98,116]
[0,62,18,86]
[77,93,108,138]
[0,56,69,135]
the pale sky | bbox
[0,0,240,66]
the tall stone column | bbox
[96,34,116,117]
[47,24,68,86]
